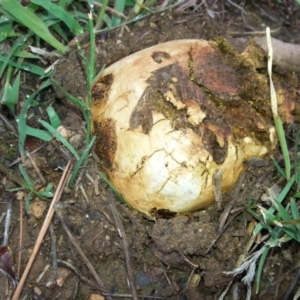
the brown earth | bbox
[1,1,300,299]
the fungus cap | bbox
[92,39,276,217]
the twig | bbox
[36,264,50,283]
[0,112,17,136]
[217,173,246,234]
[258,262,300,298]
[101,293,169,299]
[107,196,139,300]
[58,259,100,290]
[181,268,196,294]
[226,0,247,15]
[74,167,86,196]
[227,28,281,36]
[0,161,25,187]
[206,173,246,254]
[181,254,199,269]
[18,196,23,279]
[95,0,185,34]
[47,225,58,287]
[85,172,99,195]
[180,254,199,293]
[26,152,47,185]
[55,203,111,299]
[282,268,300,300]
[79,184,90,204]
[70,0,185,47]
[212,169,223,211]
[251,1,278,22]
[0,267,17,287]
[3,197,13,246]
[0,213,5,223]
[92,1,128,20]
[11,160,73,300]
[99,209,114,225]
[8,142,47,168]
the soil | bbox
[1,1,300,300]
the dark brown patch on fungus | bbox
[191,49,240,103]
[201,126,228,165]
[149,208,177,219]
[93,118,117,170]
[151,51,171,64]
[92,74,114,102]
[129,88,154,134]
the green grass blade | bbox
[272,157,286,179]
[276,176,296,203]
[294,0,300,6]
[58,0,70,9]
[98,171,125,203]
[266,27,290,180]
[68,136,96,187]
[278,233,293,243]
[253,175,296,234]
[46,106,61,129]
[37,183,54,197]
[12,49,40,59]
[45,182,53,192]
[95,0,109,29]
[274,116,291,180]
[0,17,19,42]
[88,12,95,85]
[103,14,112,28]
[51,80,89,111]
[18,79,52,155]
[1,65,13,105]
[133,0,144,14]
[39,119,80,160]
[31,0,84,35]
[1,0,69,53]
[38,190,54,197]
[282,225,300,242]
[18,164,33,187]
[11,71,21,98]
[3,71,21,112]
[92,64,106,86]
[52,23,69,42]
[0,54,45,76]
[25,191,33,214]
[294,287,300,299]
[25,126,53,141]
[290,198,300,220]
[295,131,300,188]
[271,198,292,221]
[0,36,24,78]
[111,0,126,26]
[255,245,270,293]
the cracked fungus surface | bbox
[92,39,276,217]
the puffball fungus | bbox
[92,39,277,217]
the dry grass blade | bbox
[11,160,73,300]
[54,204,112,299]
[266,26,290,179]
[108,196,139,300]
[17,194,23,279]
[26,152,46,185]
[206,173,246,254]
